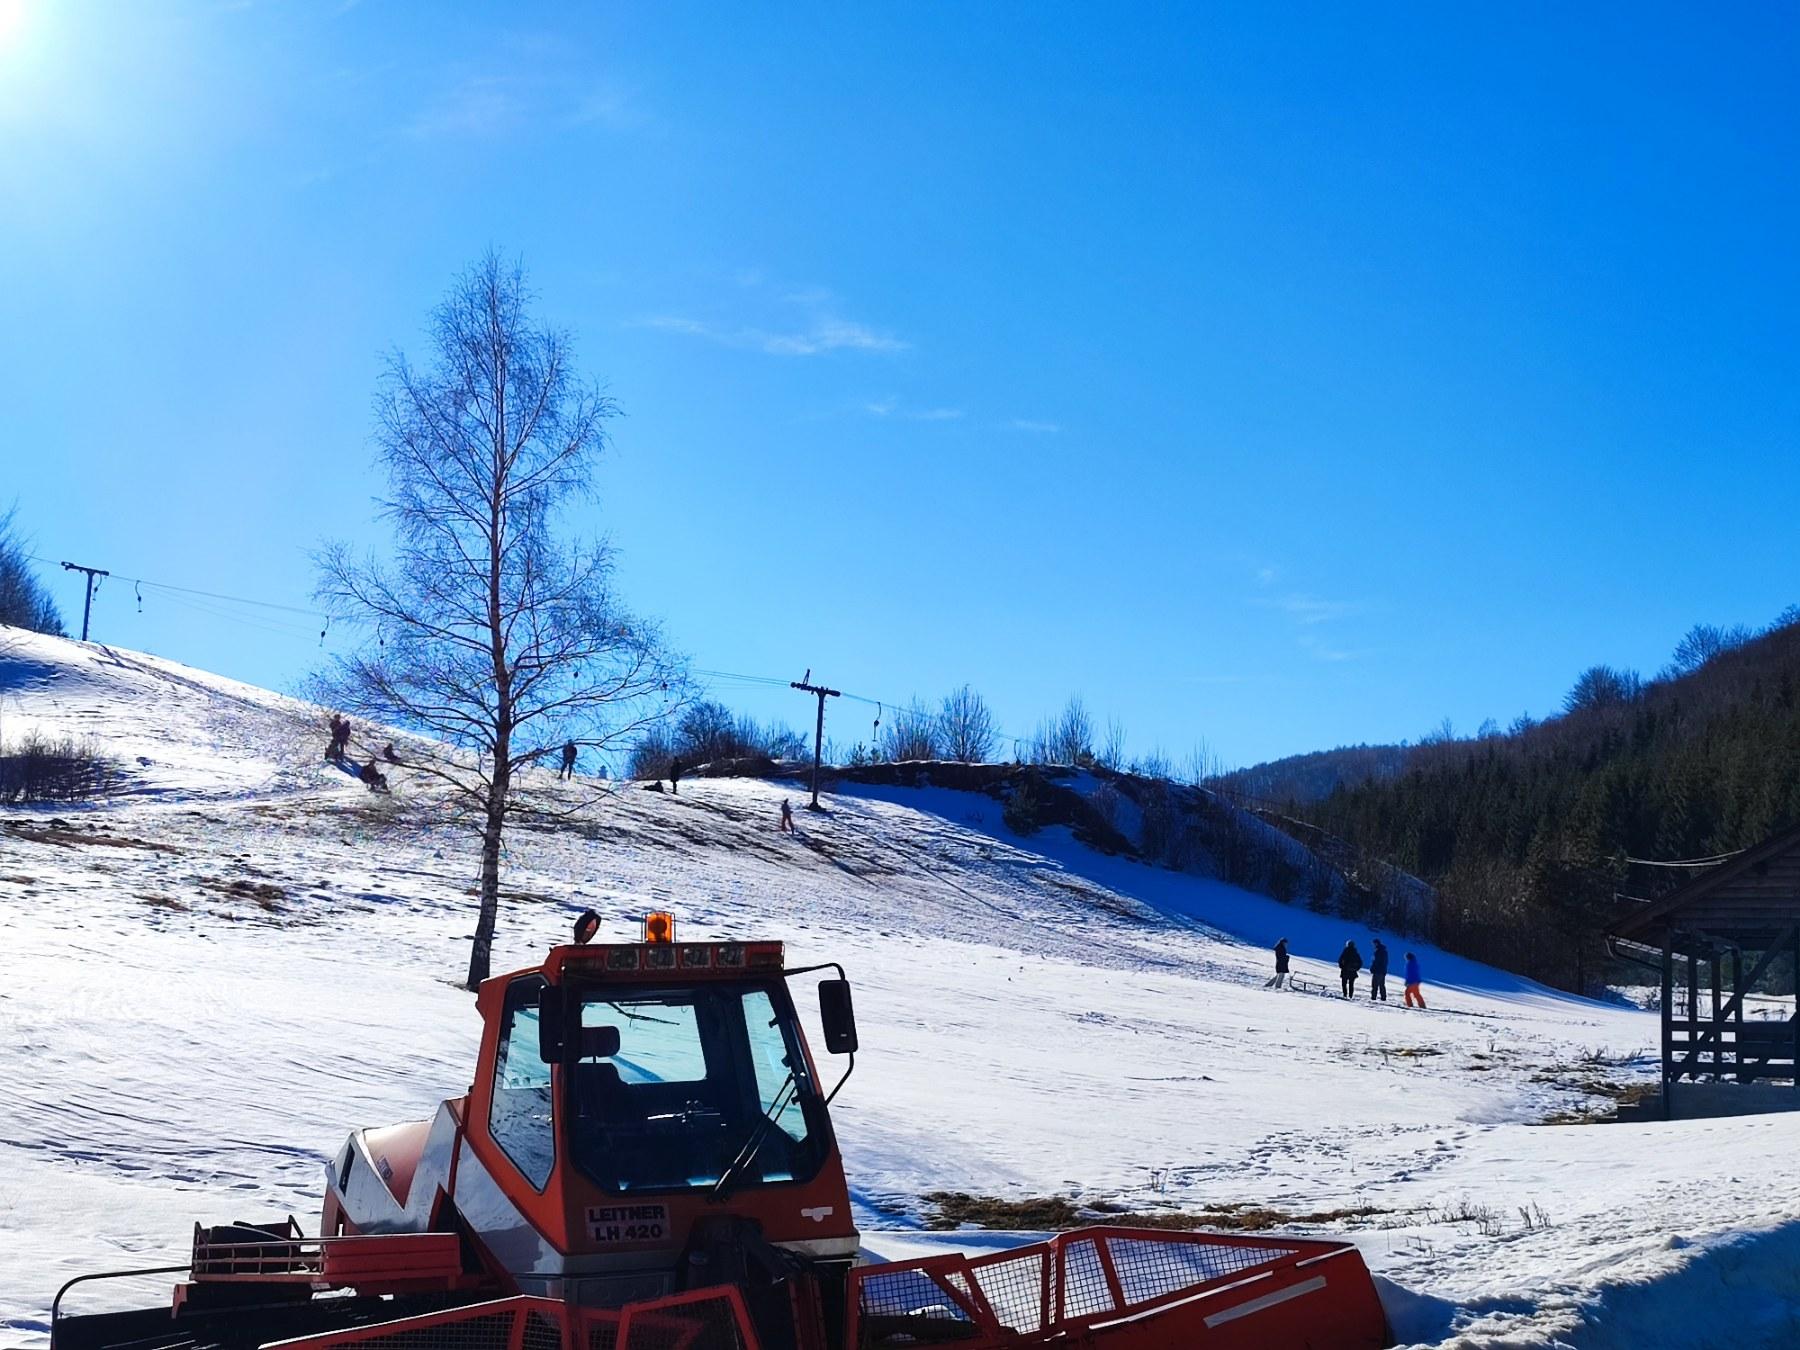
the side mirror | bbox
[819,979,858,1056]
[580,1025,621,1060]
[537,985,565,1064]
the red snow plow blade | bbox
[848,1226,1389,1349]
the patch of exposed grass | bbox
[2,820,179,853]
[922,1192,1384,1232]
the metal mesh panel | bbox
[523,1310,565,1350]
[620,1294,746,1350]
[855,1266,979,1346]
[967,1251,1045,1335]
[585,1313,622,1350]
[1106,1236,1297,1305]
[1057,1237,1116,1320]
[349,1312,517,1350]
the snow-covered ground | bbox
[4,626,1800,1348]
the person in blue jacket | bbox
[1403,952,1426,1008]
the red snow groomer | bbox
[53,915,1389,1350]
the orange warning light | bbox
[642,911,676,944]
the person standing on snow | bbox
[1369,938,1390,1002]
[1338,940,1363,999]
[669,757,684,795]
[1404,952,1427,1008]
[559,741,578,781]
[780,799,796,833]
[1272,938,1291,989]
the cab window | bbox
[489,976,554,1189]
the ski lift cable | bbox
[27,553,327,621]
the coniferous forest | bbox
[1286,611,1800,990]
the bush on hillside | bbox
[628,699,806,779]
[0,732,123,803]
[1003,776,1043,835]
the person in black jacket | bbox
[669,757,684,795]
[1369,938,1390,1002]
[1338,940,1363,999]
[1272,938,1291,989]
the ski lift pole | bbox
[791,676,840,810]
[60,561,110,642]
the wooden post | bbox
[1661,933,1674,1120]
[1733,946,1747,1085]
[1792,927,1799,1094]
[1710,951,1722,1082]
[1687,947,1698,1087]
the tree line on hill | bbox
[629,686,1224,786]
[1282,609,1800,990]
[0,507,64,637]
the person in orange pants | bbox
[1403,951,1427,1008]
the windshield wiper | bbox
[711,1070,798,1200]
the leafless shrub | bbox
[939,684,996,762]
[878,697,939,762]
[1029,696,1094,767]
[0,731,123,803]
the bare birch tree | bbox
[938,683,996,762]
[316,252,682,989]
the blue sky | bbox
[2,2,1795,769]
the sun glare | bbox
[0,0,28,56]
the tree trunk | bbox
[467,799,504,990]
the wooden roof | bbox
[1612,821,1800,943]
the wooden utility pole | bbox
[791,675,840,810]
[60,561,110,642]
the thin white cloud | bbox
[405,54,646,141]
[639,314,906,358]
[863,397,962,421]
[405,77,526,139]
[1008,418,1062,434]
[1298,633,1366,663]
[1261,593,1363,625]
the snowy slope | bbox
[3,626,1800,1349]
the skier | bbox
[1369,938,1390,1002]
[559,741,578,781]
[1338,940,1363,999]
[573,908,601,946]
[1270,937,1290,989]
[669,756,684,795]
[1404,952,1427,1009]
[780,799,796,833]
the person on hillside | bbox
[1403,952,1427,1009]
[357,759,389,794]
[1271,938,1290,989]
[1369,938,1390,1002]
[1338,940,1363,999]
[381,742,403,766]
[573,909,601,946]
[560,741,578,781]
[669,757,684,795]
[780,799,796,834]
[326,713,351,765]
